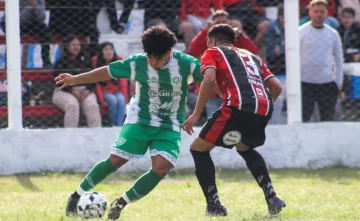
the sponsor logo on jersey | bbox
[150,100,180,114]
[222,131,242,145]
[148,90,182,98]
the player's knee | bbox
[109,154,128,169]
[152,165,170,177]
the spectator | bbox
[180,0,223,34]
[98,0,136,34]
[265,4,286,124]
[223,0,270,48]
[299,0,340,29]
[52,35,101,128]
[188,10,258,58]
[93,42,129,127]
[299,0,344,122]
[1,0,51,68]
[338,0,360,22]
[187,10,258,119]
[144,0,194,49]
[338,7,360,63]
[337,7,360,120]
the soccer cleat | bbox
[267,195,286,215]
[65,193,80,217]
[206,203,228,216]
[107,197,127,220]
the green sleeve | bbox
[107,55,138,79]
[192,60,202,82]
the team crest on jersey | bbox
[116,137,127,146]
[223,131,242,145]
[171,76,182,85]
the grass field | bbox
[0,168,359,221]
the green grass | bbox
[0,168,360,221]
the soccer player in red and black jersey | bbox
[182,24,285,216]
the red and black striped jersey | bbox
[201,45,274,116]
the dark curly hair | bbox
[141,26,177,58]
[208,24,235,45]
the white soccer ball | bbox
[77,192,107,219]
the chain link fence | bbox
[0,0,360,129]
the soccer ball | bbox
[77,192,107,219]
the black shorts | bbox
[199,106,270,149]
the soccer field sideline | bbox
[0,168,359,221]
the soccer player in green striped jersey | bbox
[55,26,202,220]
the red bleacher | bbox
[0,70,108,118]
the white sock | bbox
[122,193,131,204]
[76,186,86,196]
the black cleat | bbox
[267,195,286,215]
[107,197,127,220]
[65,192,80,217]
[206,203,228,216]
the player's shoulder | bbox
[127,53,148,61]
[172,50,199,64]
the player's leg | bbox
[192,107,235,216]
[107,127,180,220]
[65,124,150,217]
[190,138,229,216]
[235,112,285,215]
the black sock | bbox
[71,191,80,198]
[190,150,220,205]
[238,149,276,200]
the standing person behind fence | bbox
[52,35,102,128]
[93,42,129,127]
[1,0,52,68]
[265,4,286,124]
[337,7,360,120]
[299,0,344,122]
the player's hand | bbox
[55,73,76,89]
[183,113,201,135]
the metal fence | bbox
[1,0,360,129]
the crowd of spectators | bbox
[1,0,360,127]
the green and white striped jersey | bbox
[108,51,202,132]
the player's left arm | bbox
[261,60,282,102]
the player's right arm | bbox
[55,56,138,89]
